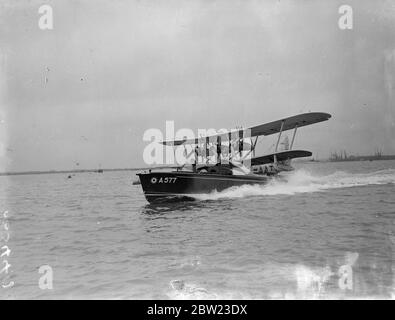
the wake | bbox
[193,168,395,201]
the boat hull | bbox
[137,171,270,203]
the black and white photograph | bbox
[0,0,394,303]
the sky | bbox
[0,0,394,172]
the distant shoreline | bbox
[327,155,395,162]
[0,165,177,177]
[1,157,395,177]
[0,168,144,177]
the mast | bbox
[217,135,221,164]
[239,129,244,164]
[228,131,232,161]
[275,120,285,152]
[290,125,298,149]
[205,136,209,164]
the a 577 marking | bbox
[151,177,177,184]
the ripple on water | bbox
[3,163,395,299]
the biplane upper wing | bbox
[160,112,331,145]
[251,150,312,166]
[249,112,331,137]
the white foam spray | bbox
[191,168,395,201]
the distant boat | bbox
[132,179,141,185]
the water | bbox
[1,160,395,299]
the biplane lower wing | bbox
[251,150,312,166]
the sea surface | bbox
[1,160,395,299]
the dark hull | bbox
[137,171,270,203]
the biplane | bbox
[137,112,331,203]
